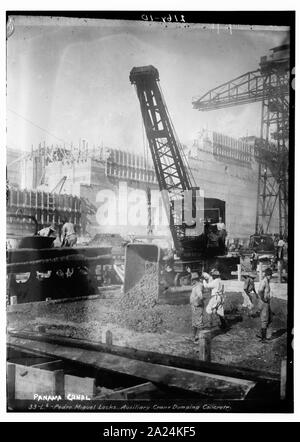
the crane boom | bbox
[130,65,226,259]
[130,66,198,252]
[192,69,289,111]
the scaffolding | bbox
[192,45,290,236]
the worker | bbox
[61,218,77,247]
[256,267,273,342]
[202,269,227,330]
[241,272,258,316]
[213,217,227,248]
[250,251,258,271]
[189,272,205,342]
[37,224,56,237]
[103,266,112,286]
[277,236,285,261]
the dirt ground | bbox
[7,290,287,374]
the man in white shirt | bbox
[277,237,285,261]
[202,269,227,330]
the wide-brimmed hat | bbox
[210,268,220,276]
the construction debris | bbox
[115,261,163,333]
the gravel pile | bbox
[115,261,163,333]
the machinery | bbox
[125,66,239,294]
[249,233,275,256]
[129,65,226,260]
[6,212,113,303]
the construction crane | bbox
[130,65,226,260]
[192,45,290,237]
[50,176,67,194]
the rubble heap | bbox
[116,261,163,333]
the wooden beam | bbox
[97,382,158,399]
[280,358,287,400]
[7,337,256,399]
[8,330,279,385]
[7,247,112,264]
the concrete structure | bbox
[7,129,277,240]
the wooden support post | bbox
[106,330,113,346]
[198,331,211,362]
[280,358,287,400]
[102,329,113,346]
[278,260,282,283]
[10,296,18,305]
[258,262,263,281]
[237,264,241,281]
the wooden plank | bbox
[98,382,158,399]
[280,358,287,400]
[12,363,64,400]
[104,330,113,346]
[7,254,112,273]
[8,330,279,384]
[7,363,16,400]
[7,337,256,399]
[32,360,63,371]
[198,331,211,362]
[64,375,96,398]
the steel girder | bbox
[193,64,289,236]
[130,66,195,250]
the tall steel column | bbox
[193,45,290,236]
[130,65,202,251]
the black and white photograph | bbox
[5,10,294,414]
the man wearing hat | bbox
[241,272,258,315]
[256,268,273,342]
[189,272,205,342]
[202,269,227,330]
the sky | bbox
[6,15,289,154]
